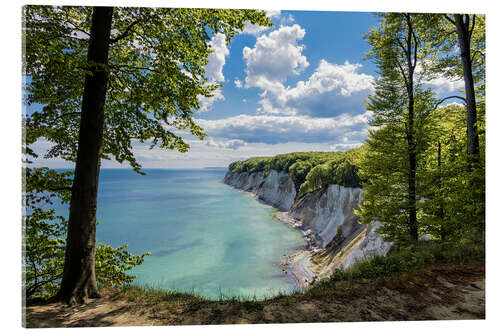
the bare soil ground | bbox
[24,263,485,327]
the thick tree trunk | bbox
[56,7,114,305]
[454,14,480,165]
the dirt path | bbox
[24,297,160,327]
[24,263,485,327]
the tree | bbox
[22,168,72,300]
[359,13,434,243]
[23,5,272,304]
[359,13,486,244]
[448,14,483,165]
[416,13,485,239]
[419,104,464,241]
[420,14,485,167]
[420,103,485,241]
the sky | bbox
[29,8,465,169]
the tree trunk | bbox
[56,6,114,305]
[454,14,480,165]
[437,140,446,241]
[408,103,418,242]
[407,90,418,242]
[405,14,418,243]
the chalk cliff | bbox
[223,170,296,212]
[223,170,392,289]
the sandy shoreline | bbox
[274,212,319,290]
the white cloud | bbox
[198,88,225,113]
[415,63,464,94]
[248,59,375,117]
[126,140,346,169]
[29,130,367,170]
[438,101,465,109]
[234,78,243,88]
[241,10,282,36]
[242,23,270,36]
[422,75,464,93]
[241,24,374,117]
[195,112,372,144]
[197,33,229,113]
[243,24,309,86]
[298,60,375,97]
[128,139,358,169]
[329,142,363,152]
[205,33,229,82]
[265,10,281,19]
[204,137,247,150]
[225,139,247,150]
[280,13,295,26]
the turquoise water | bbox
[53,168,306,299]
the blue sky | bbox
[30,9,465,169]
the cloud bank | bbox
[195,112,372,145]
[241,24,375,117]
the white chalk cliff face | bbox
[223,170,296,211]
[223,170,392,286]
[290,184,364,248]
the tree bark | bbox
[437,140,446,241]
[56,6,114,305]
[405,14,418,243]
[454,14,480,165]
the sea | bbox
[50,168,306,300]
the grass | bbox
[306,238,485,297]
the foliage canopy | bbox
[228,149,363,196]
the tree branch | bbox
[110,19,141,44]
[471,49,485,63]
[26,275,62,298]
[412,30,418,71]
[469,14,476,40]
[111,64,158,73]
[65,23,91,39]
[443,14,456,25]
[62,9,90,38]
[434,95,467,109]
[396,37,409,60]
[48,186,73,192]
[395,59,409,89]
[404,13,418,71]
[40,14,90,40]
[54,112,80,121]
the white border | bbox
[3,1,498,332]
